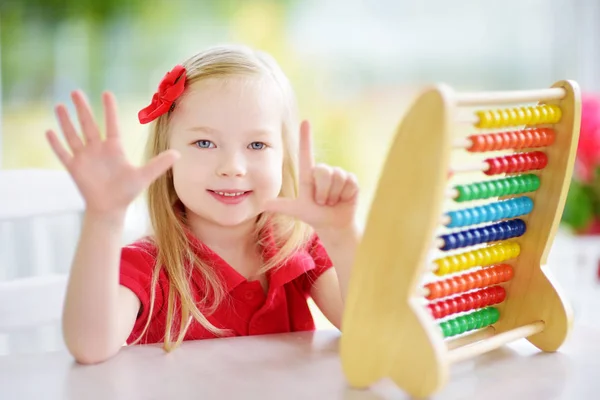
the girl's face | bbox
[168,76,286,228]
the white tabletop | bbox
[0,324,599,400]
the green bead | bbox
[466,314,477,331]
[531,175,541,190]
[458,317,470,334]
[490,181,502,197]
[440,322,451,337]
[449,319,461,336]
[456,185,470,202]
[499,179,510,196]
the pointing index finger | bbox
[298,120,315,186]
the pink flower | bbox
[576,93,600,181]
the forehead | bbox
[170,76,285,134]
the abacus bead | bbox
[427,283,440,299]
[539,106,549,124]
[476,111,492,128]
[441,322,452,337]
[442,235,457,250]
[545,106,555,123]
[521,107,532,124]
[440,280,451,297]
[530,107,541,124]
[504,265,515,280]
[466,314,478,330]
[552,105,562,123]
[448,277,460,293]
[457,296,469,312]
[457,317,470,334]
[456,185,471,202]
[448,319,461,336]
[436,258,452,275]
[489,307,500,323]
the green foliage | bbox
[562,166,600,232]
[0,0,145,22]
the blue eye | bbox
[195,140,215,149]
[249,142,266,150]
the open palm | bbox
[264,121,359,231]
[46,91,179,215]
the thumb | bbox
[139,149,180,185]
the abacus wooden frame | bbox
[339,80,581,398]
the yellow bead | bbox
[521,107,532,125]
[511,243,521,257]
[466,252,477,266]
[435,258,451,275]
[507,108,518,125]
[481,248,493,266]
[458,253,469,270]
[500,109,510,126]
[476,111,491,128]
[546,105,555,123]
[552,105,562,123]
[450,256,463,273]
[539,106,549,123]
[530,107,541,124]
[489,245,502,262]
[514,107,525,122]
[474,249,486,265]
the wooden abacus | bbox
[340,80,581,398]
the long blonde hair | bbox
[134,45,313,351]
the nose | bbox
[216,150,246,177]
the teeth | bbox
[216,191,245,197]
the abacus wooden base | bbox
[340,81,580,398]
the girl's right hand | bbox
[46,90,180,216]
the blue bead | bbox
[471,229,481,244]
[479,227,490,241]
[470,208,481,225]
[464,231,475,246]
[487,205,498,221]
[463,209,473,226]
[489,225,500,241]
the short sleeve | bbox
[302,234,334,290]
[119,241,164,343]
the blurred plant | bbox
[562,93,600,234]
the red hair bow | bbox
[138,65,187,124]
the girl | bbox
[45,44,361,364]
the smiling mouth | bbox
[208,190,250,197]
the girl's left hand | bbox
[263,120,359,232]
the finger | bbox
[326,167,347,205]
[71,90,101,144]
[339,172,359,202]
[298,120,315,187]
[55,104,84,153]
[139,149,181,185]
[102,91,120,139]
[313,164,333,205]
[45,130,73,167]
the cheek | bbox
[251,151,283,192]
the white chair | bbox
[0,169,84,356]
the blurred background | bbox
[1,0,600,354]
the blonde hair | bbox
[133,44,313,351]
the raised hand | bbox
[46,90,180,215]
[263,120,359,232]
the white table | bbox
[0,324,598,400]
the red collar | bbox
[183,226,317,292]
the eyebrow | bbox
[188,126,276,137]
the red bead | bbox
[516,131,527,148]
[457,296,469,312]
[440,280,451,297]
[469,135,486,152]
[441,301,451,317]
[501,132,513,149]
[429,303,442,318]
[465,273,477,290]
